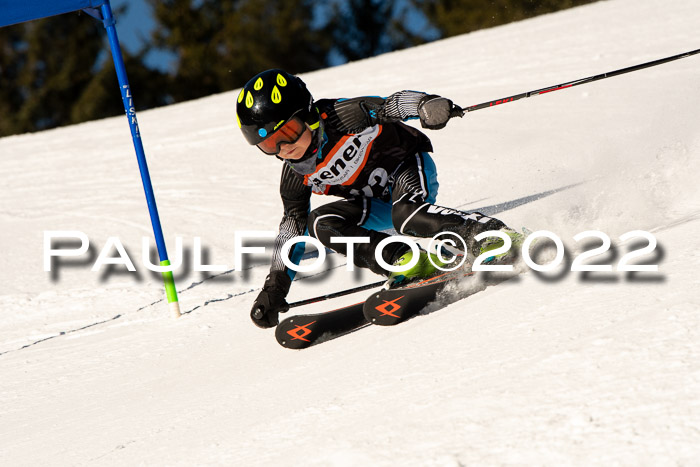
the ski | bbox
[364,260,526,326]
[275,301,369,349]
[276,259,523,348]
[363,270,475,326]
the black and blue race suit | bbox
[267,91,504,283]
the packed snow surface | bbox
[1,0,699,464]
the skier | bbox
[236,69,523,328]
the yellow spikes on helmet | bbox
[254,77,264,90]
[276,74,287,87]
[271,86,282,104]
[245,91,254,108]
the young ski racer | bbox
[236,69,524,328]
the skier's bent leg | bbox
[392,197,504,253]
[390,153,506,254]
[308,199,407,276]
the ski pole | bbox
[288,280,385,309]
[462,47,700,113]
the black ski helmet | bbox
[236,69,318,147]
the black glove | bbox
[250,272,292,328]
[417,94,464,130]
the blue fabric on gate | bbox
[0,0,106,28]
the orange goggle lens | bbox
[256,118,306,155]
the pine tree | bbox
[321,0,431,64]
[0,23,29,136]
[0,10,170,137]
[148,0,330,102]
[420,0,600,38]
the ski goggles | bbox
[257,117,306,155]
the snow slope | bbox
[1,0,699,464]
